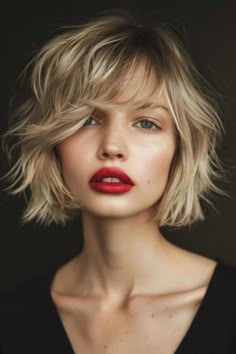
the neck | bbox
[74,210,181,305]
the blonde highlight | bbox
[1,10,226,227]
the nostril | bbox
[102,152,109,157]
[102,152,123,158]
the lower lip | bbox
[89,182,134,194]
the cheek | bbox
[142,142,176,183]
[134,144,175,208]
[58,140,84,183]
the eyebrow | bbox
[90,102,171,116]
[136,103,170,112]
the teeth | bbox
[100,177,123,183]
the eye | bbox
[82,116,98,126]
[82,116,161,130]
[136,119,161,130]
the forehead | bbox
[91,60,169,112]
[115,61,160,102]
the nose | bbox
[97,122,128,161]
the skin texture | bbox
[57,63,215,303]
[57,63,179,302]
[53,64,217,353]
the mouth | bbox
[95,177,130,184]
[89,167,134,185]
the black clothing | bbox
[0,259,236,353]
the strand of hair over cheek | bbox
[1,14,227,227]
[17,150,82,226]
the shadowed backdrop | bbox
[0,0,235,291]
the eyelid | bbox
[84,115,162,129]
[139,116,160,122]
[136,117,162,128]
[89,114,161,123]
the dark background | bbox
[0,0,235,291]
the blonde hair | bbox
[1,10,225,227]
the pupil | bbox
[141,120,153,129]
[84,116,94,125]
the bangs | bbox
[2,12,225,227]
[34,25,168,116]
[82,54,165,111]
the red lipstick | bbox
[89,167,134,194]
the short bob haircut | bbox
[1,10,225,227]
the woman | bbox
[1,10,236,354]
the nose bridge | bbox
[98,112,128,159]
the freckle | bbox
[151,314,155,317]
[125,331,129,334]
[147,179,150,184]
[104,345,107,349]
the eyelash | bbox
[82,116,161,130]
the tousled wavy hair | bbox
[1,10,225,227]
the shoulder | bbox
[193,257,236,310]
[172,245,236,296]
[199,258,236,339]
[202,259,236,352]
[213,259,236,291]
[184,254,236,310]
[212,259,236,304]
[173,250,236,316]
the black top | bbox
[0,258,236,353]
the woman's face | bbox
[58,67,176,220]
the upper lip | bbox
[89,167,134,185]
